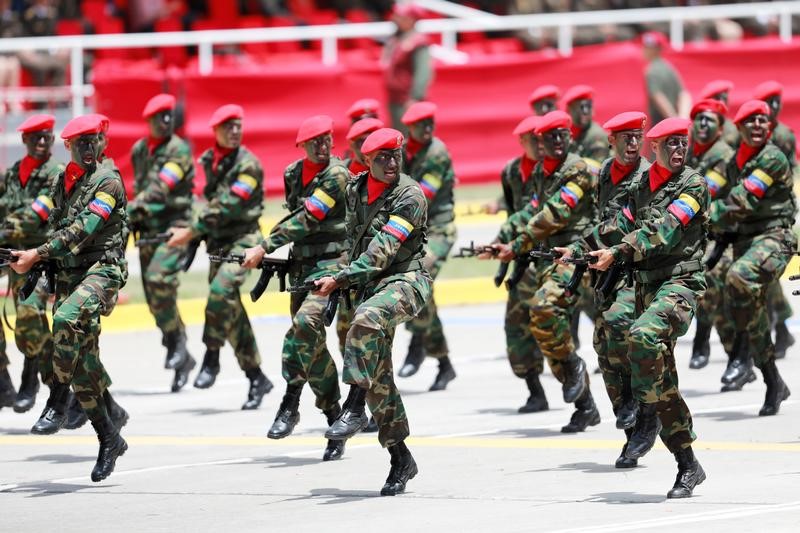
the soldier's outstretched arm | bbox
[128,143,193,221]
[194,161,262,235]
[496,201,534,244]
[714,154,789,224]
[1,168,62,240]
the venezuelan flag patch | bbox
[704,170,727,199]
[623,205,634,222]
[419,173,442,199]
[31,195,54,221]
[305,188,336,220]
[231,174,258,200]
[159,162,184,190]
[88,191,116,220]
[382,215,414,242]
[530,194,539,209]
[743,169,773,199]
[667,194,701,226]
[560,182,584,209]
[584,158,602,177]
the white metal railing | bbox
[0,1,797,116]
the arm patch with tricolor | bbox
[667,193,701,226]
[530,194,539,209]
[743,169,773,199]
[231,174,258,200]
[584,158,602,177]
[559,182,584,208]
[382,215,414,242]
[305,188,336,220]
[88,191,117,220]
[704,170,727,199]
[159,161,185,190]
[419,173,442,199]
[31,195,54,221]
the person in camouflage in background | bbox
[714,100,795,417]
[128,94,196,393]
[698,80,740,148]
[12,114,131,482]
[589,117,707,498]
[342,99,381,164]
[529,85,560,116]
[0,114,60,414]
[485,110,601,434]
[314,127,432,496]
[557,111,651,469]
[242,115,349,462]
[167,104,273,410]
[395,101,457,392]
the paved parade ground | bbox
[1,299,799,533]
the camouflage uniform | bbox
[263,157,351,411]
[721,121,740,149]
[334,171,431,447]
[128,134,194,341]
[193,146,264,371]
[570,121,611,176]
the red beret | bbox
[528,85,560,106]
[296,115,333,145]
[17,114,55,133]
[699,80,733,100]
[512,116,541,136]
[346,117,384,141]
[401,101,437,124]
[361,128,404,155]
[535,110,572,135]
[84,113,110,133]
[142,93,176,118]
[753,80,783,100]
[61,114,105,140]
[641,31,669,49]
[347,98,380,119]
[734,100,770,124]
[209,104,244,128]
[646,117,690,140]
[561,84,594,107]
[690,99,728,120]
[392,3,426,20]
[603,111,647,133]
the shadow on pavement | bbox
[680,387,729,399]
[695,410,760,422]
[0,428,34,435]
[526,461,642,475]
[252,455,323,468]
[475,407,564,417]
[3,482,115,497]
[172,408,241,416]
[488,427,564,439]
[26,454,94,464]
[588,491,667,504]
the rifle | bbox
[562,255,598,296]
[181,235,205,272]
[209,252,290,302]
[0,249,56,300]
[594,261,634,300]
[504,246,562,291]
[288,280,354,327]
[135,232,173,247]
[705,232,736,270]
[453,241,498,258]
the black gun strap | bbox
[2,274,14,333]
[348,191,393,263]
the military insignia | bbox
[88,191,116,220]
[419,173,441,200]
[667,194,700,226]
[584,158,602,177]
[704,170,727,199]
[530,194,539,209]
[31,195,54,221]
[623,205,634,222]
[382,214,414,242]
[560,182,584,208]
[305,188,336,220]
[231,174,258,200]
[743,169,773,199]
[159,161,185,190]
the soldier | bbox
[242,115,349,462]
[589,117,707,498]
[715,100,795,416]
[698,79,739,147]
[128,93,196,393]
[561,84,609,174]
[314,127,431,496]
[487,110,601,433]
[395,101,457,391]
[347,98,381,124]
[344,117,384,176]
[11,114,131,482]
[642,31,691,125]
[0,114,60,414]
[167,104,273,410]
[529,85,560,116]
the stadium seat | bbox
[95,18,147,60]
[154,18,189,68]
[56,19,85,36]
[238,16,270,60]
[208,0,240,25]
[266,16,303,53]
[81,0,107,27]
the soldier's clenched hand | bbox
[588,249,614,271]
[242,246,266,269]
[312,276,339,297]
[167,227,193,247]
[553,247,572,265]
[10,249,40,274]
[493,243,515,263]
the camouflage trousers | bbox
[697,249,735,356]
[505,265,543,378]
[630,271,704,454]
[139,240,187,340]
[342,270,432,447]
[593,284,635,412]
[725,228,797,369]
[406,223,456,359]
[203,232,262,371]
[52,263,125,420]
[767,279,793,323]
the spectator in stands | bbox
[16,0,69,88]
[0,0,23,114]
[642,31,690,125]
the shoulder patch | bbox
[583,157,602,177]
[382,214,414,242]
[419,173,442,199]
[231,174,258,200]
[159,161,185,190]
[743,168,773,199]
[667,193,701,226]
[31,195,54,221]
[88,191,117,220]
[560,181,584,208]
[305,188,336,220]
[704,170,727,199]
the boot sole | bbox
[429,370,457,392]
[324,416,368,440]
[12,400,36,414]
[380,463,418,496]
[92,441,128,482]
[398,365,421,378]
[759,386,791,416]
[267,415,299,439]
[172,358,197,393]
[518,403,549,414]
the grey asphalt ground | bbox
[1,299,800,533]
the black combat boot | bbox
[615,382,638,430]
[721,332,753,385]
[561,389,601,433]
[758,359,791,416]
[363,416,379,433]
[689,322,711,369]
[624,402,661,459]
[164,330,190,370]
[268,385,302,439]
[380,440,418,496]
[30,382,70,435]
[0,367,14,409]
[720,367,757,392]
[562,354,588,403]
[193,348,220,389]
[398,333,425,378]
[171,354,196,393]
[325,384,368,440]
[242,368,273,410]
[774,321,795,360]
[104,390,129,429]
[64,392,88,430]
[323,404,346,461]
[666,447,706,498]
[518,370,549,413]
[615,428,638,469]
[429,356,456,391]
[90,411,128,482]
[12,356,40,413]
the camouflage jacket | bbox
[722,120,740,150]
[128,134,195,233]
[772,121,797,170]
[713,142,796,235]
[334,172,428,289]
[687,137,734,201]
[0,155,63,247]
[569,121,609,177]
[194,146,264,244]
[262,157,349,260]
[404,137,455,228]
[500,156,538,216]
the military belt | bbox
[547,232,582,248]
[634,259,703,284]
[56,250,118,269]
[735,218,792,237]
[382,258,424,276]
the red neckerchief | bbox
[19,155,46,187]
[610,159,636,186]
[349,159,369,175]
[542,157,561,177]
[301,158,327,187]
[406,137,424,162]
[367,173,390,204]
[212,145,235,173]
[64,162,86,195]
[148,136,168,154]
[570,124,583,141]
[648,162,673,192]
[520,155,536,183]
[691,140,713,157]
[736,142,761,170]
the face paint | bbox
[302,133,332,165]
[533,98,557,116]
[568,98,593,130]
[367,148,402,183]
[610,129,644,165]
[350,134,369,164]
[738,113,771,148]
[22,130,54,159]
[764,95,781,122]
[408,118,434,144]
[519,132,543,161]
[654,134,688,172]
[542,128,570,159]
[691,111,721,145]
[148,110,174,139]
[68,133,102,170]
[215,119,242,149]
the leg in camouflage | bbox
[766,279,795,359]
[506,266,546,413]
[593,285,635,421]
[0,321,12,409]
[693,252,735,370]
